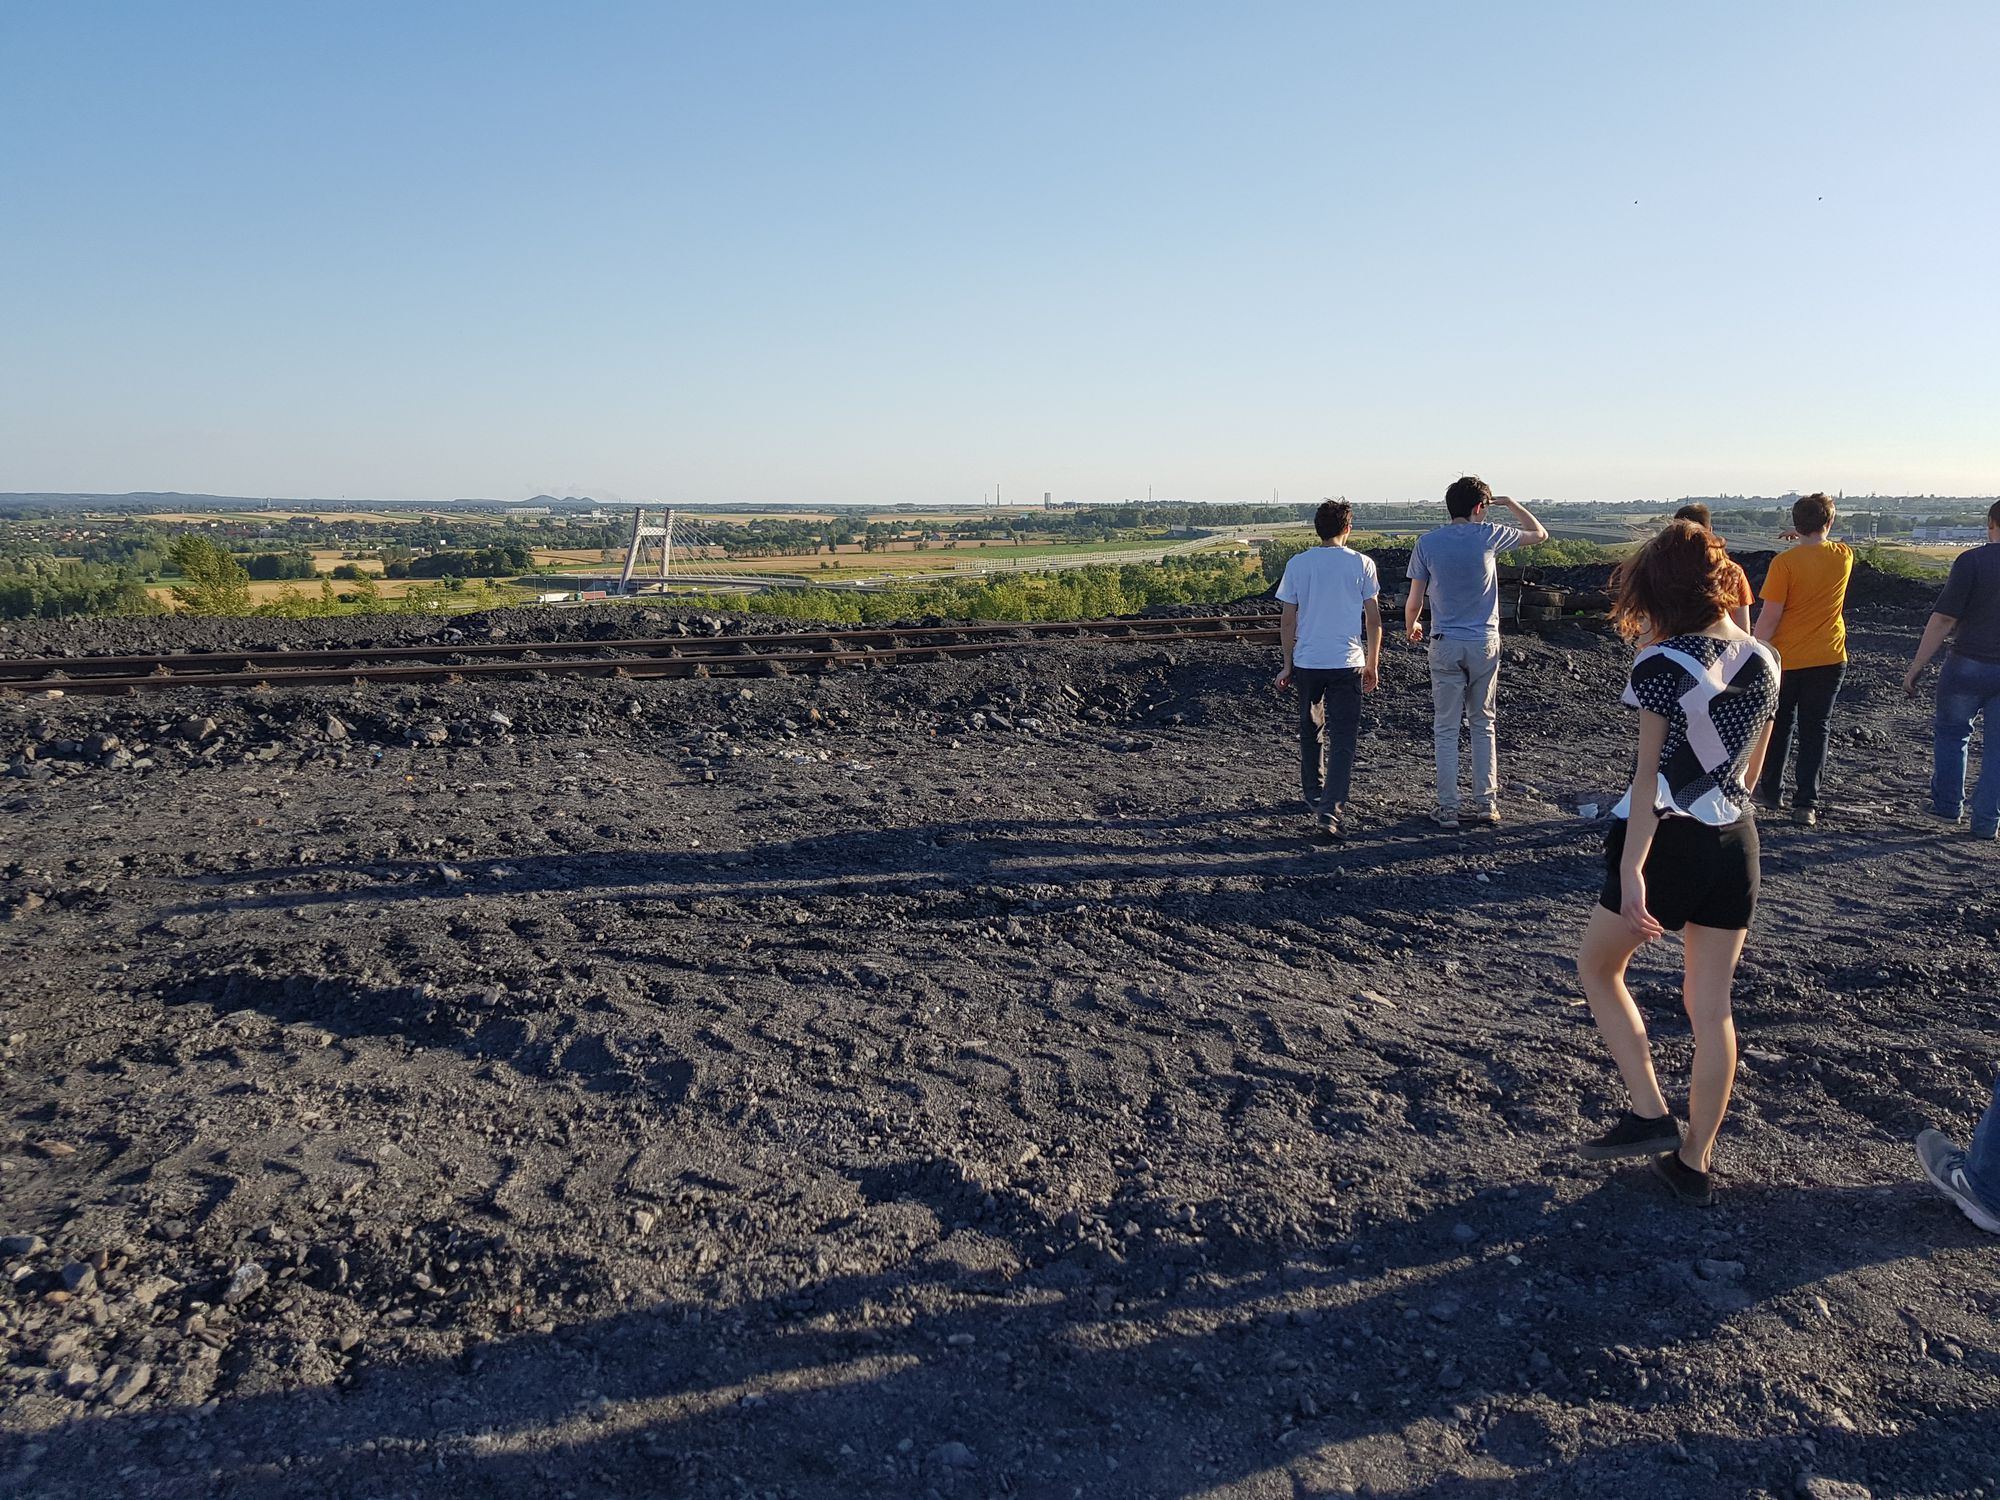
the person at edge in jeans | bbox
[1901,498,2000,842]
[1906,509,2000,1232]
[1403,476,1546,829]
[1274,498,1382,841]
[1575,521,1779,1207]
[1916,1082,2000,1236]
[1752,492,1853,828]
[1673,503,1752,632]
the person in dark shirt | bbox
[1904,501,2000,1237]
[1903,499,2000,840]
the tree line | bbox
[671,553,1260,627]
[0,558,165,619]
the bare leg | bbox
[1680,922,1748,1171]
[1577,905,1670,1119]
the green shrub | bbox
[1856,542,1948,578]
[674,554,1259,627]
[167,535,252,615]
[1509,538,1625,568]
[1258,533,1316,588]
[245,550,316,580]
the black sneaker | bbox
[1578,1110,1681,1161]
[1652,1149,1714,1206]
[1314,811,1344,842]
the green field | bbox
[533,534,1197,579]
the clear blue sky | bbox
[3,1,1995,505]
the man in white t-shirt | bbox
[1274,499,1382,840]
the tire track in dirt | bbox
[3,612,1997,1498]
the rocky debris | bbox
[1,627,1380,789]
[0,600,814,662]
[44,1329,88,1366]
[932,1440,976,1469]
[129,1274,178,1305]
[103,1363,152,1407]
[59,1361,98,1395]
[219,1262,268,1306]
[0,599,1993,1498]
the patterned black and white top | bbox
[1612,634,1780,827]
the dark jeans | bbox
[1295,667,1362,813]
[1933,651,2000,836]
[1758,661,1845,811]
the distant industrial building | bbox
[1912,524,1988,542]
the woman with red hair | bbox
[1574,520,1780,1205]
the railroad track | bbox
[0,614,1281,695]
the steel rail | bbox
[1,621,1279,695]
[0,613,1277,683]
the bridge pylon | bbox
[617,507,676,594]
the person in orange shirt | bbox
[1752,493,1854,827]
[1674,504,1752,631]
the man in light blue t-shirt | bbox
[1403,475,1547,828]
[1275,499,1381,841]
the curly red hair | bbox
[1610,520,1739,642]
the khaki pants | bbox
[1429,636,1501,813]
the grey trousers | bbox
[1429,636,1501,812]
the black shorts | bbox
[1598,814,1760,932]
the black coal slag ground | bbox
[1,604,1996,1500]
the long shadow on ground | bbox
[4,1175,1989,1499]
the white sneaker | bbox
[1433,808,1459,829]
[1915,1129,2000,1234]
